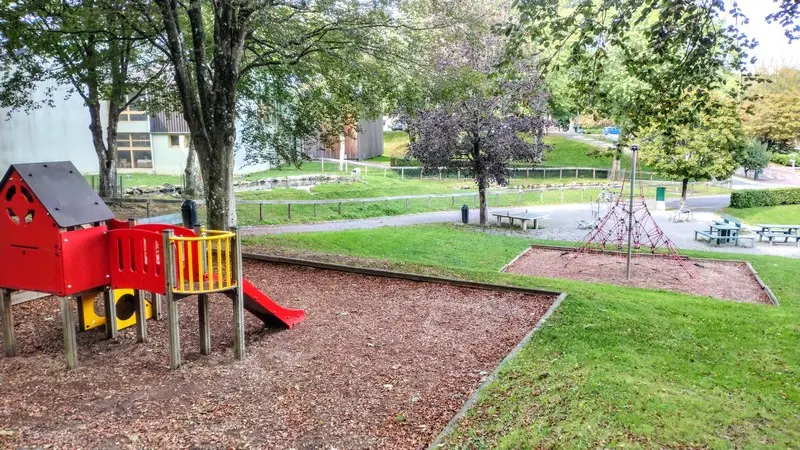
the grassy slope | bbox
[725,205,800,225]
[542,135,653,171]
[383,131,410,158]
[245,224,800,448]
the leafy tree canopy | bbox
[403,36,550,224]
[741,67,800,152]
[740,139,771,177]
[639,96,745,199]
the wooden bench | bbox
[492,212,546,231]
[757,232,800,246]
[695,230,740,246]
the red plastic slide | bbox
[238,278,306,329]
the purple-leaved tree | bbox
[404,39,550,225]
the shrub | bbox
[769,153,791,165]
[730,188,800,208]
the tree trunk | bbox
[199,143,236,230]
[184,139,204,199]
[609,157,621,181]
[681,178,689,202]
[88,101,116,197]
[478,178,488,226]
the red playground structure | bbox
[0,161,305,369]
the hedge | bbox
[730,188,800,208]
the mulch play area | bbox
[504,246,774,305]
[0,260,556,449]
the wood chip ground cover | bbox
[505,247,772,304]
[0,261,555,449]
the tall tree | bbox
[135,0,406,229]
[740,139,771,178]
[0,0,165,197]
[404,38,549,225]
[741,67,800,152]
[512,0,755,178]
[639,99,745,201]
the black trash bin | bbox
[181,199,199,228]
[461,204,469,224]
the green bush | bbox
[769,152,799,166]
[730,188,800,208]
[769,153,791,165]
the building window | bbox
[120,98,147,121]
[169,135,181,147]
[116,133,152,169]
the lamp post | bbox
[626,145,639,281]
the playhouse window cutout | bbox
[5,185,16,201]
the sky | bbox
[734,0,800,70]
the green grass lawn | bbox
[85,173,183,190]
[725,205,800,225]
[244,224,800,448]
[542,135,653,172]
[383,131,410,158]
[232,174,725,226]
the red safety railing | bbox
[108,229,166,294]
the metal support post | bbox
[626,145,639,281]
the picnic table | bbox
[709,223,741,244]
[492,212,547,231]
[756,224,800,234]
[755,224,800,246]
[695,223,749,246]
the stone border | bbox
[503,244,779,307]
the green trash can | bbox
[655,186,666,211]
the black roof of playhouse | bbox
[0,161,114,228]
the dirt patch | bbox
[0,261,555,449]
[504,246,772,305]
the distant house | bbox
[303,118,384,161]
[1,80,384,174]
[0,81,268,175]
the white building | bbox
[0,81,268,176]
[1,80,384,176]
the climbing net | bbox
[566,175,692,277]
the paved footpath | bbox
[242,195,799,258]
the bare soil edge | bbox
[426,292,568,449]
[241,253,569,447]
[502,244,778,307]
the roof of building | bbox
[0,161,114,228]
[149,112,191,134]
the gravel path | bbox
[505,247,772,304]
[0,261,555,449]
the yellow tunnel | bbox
[78,289,154,332]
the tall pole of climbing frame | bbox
[626,145,639,281]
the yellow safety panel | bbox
[171,229,236,295]
[78,289,153,332]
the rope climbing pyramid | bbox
[566,146,691,278]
